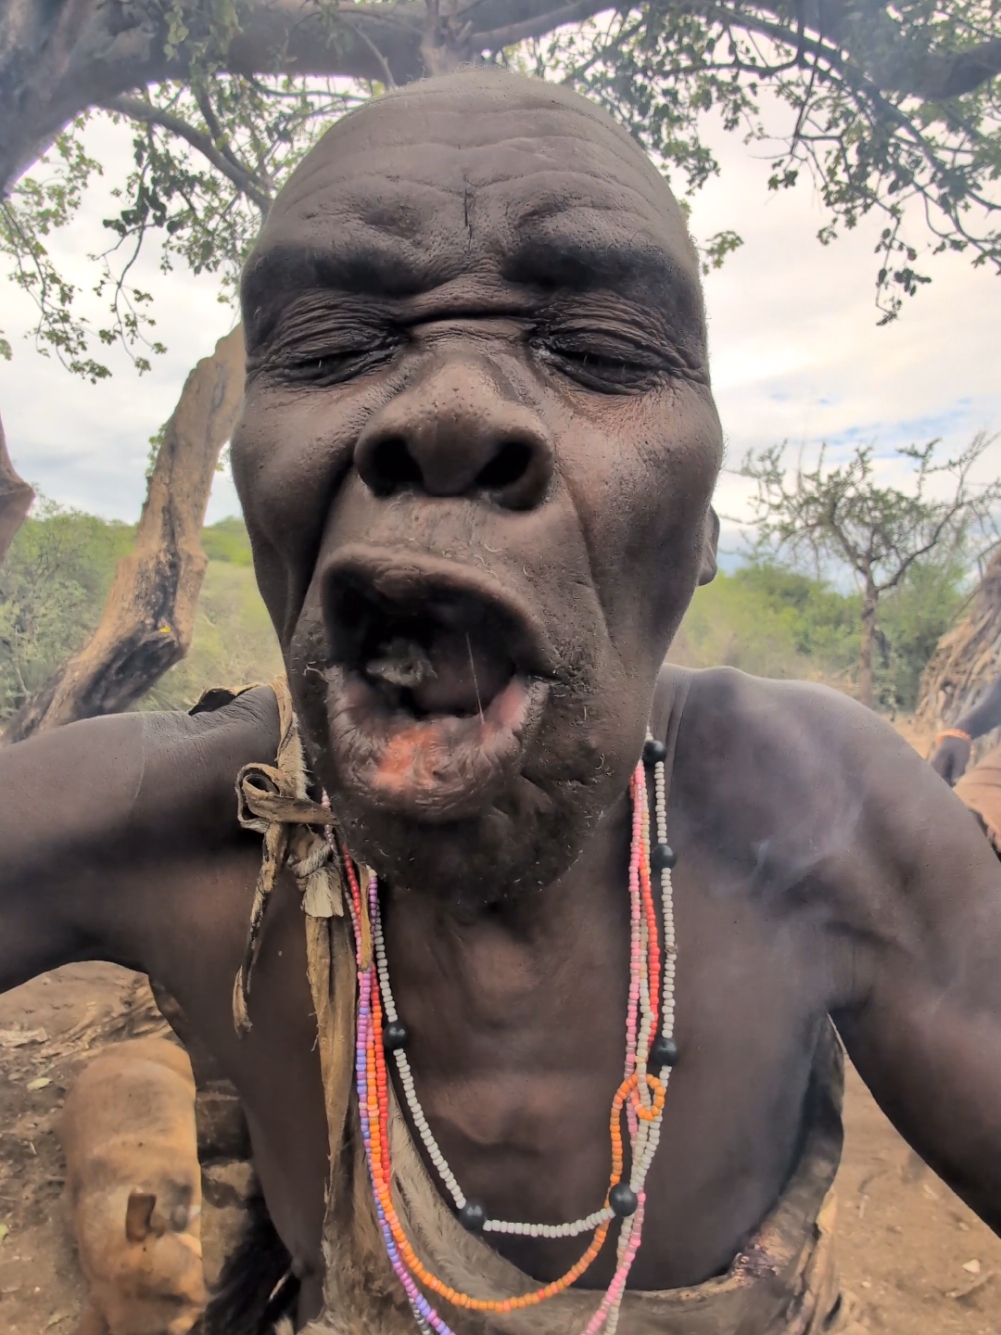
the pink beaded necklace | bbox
[342,733,679,1335]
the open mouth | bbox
[320,549,554,818]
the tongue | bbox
[408,628,512,716]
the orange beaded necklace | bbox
[344,734,678,1335]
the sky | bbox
[1,103,999,557]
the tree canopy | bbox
[1,0,999,382]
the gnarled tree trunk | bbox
[915,545,1001,755]
[1,326,245,744]
[0,408,34,564]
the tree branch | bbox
[5,0,1000,202]
[100,95,274,213]
[339,16,400,88]
[475,0,608,50]
[0,326,246,743]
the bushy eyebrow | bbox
[504,232,684,295]
[503,228,705,338]
[241,240,436,335]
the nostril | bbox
[366,436,424,495]
[476,440,534,493]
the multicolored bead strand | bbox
[344,731,678,1334]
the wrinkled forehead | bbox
[244,75,704,335]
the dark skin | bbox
[4,72,1001,1329]
[931,672,1001,785]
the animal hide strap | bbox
[232,677,345,1034]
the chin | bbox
[285,547,640,902]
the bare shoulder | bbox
[134,685,282,840]
[675,663,920,775]
[667,665,994,919]
[1,686,280,867]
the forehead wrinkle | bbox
[271,148,690,274]
[280,165,666,249]
[278,133,653,206]
[481,173,681,240]
[275,90,674,225]
[307,91,655,177]
[253,75,701,328]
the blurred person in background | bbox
[930,673,1001,855]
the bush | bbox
[672,564,858,686]
[872,555,969,713]
[201,515,254,566]
[0,502,135,721]
[673,556,968,711]
[0,510,277,722]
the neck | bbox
[381,789,632,1061]
[357,755,675,1309]
[387,785,630,924]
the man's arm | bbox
[930,672,1001,786]
[0,688,278,993]
[822,700,1001,1232]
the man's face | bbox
[232,73,722,901]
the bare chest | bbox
[167,833,838,1303]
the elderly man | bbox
[4,70,1001,1335]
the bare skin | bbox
[930,672,1001,784]
[4,72,1001,1329]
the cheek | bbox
[231,385,373,641]
[559,386,721,651]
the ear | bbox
[697,507,720,586]
[125,1190,157,1243]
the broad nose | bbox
[353,360,554,510]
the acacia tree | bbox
[739,434,1001,708]
[0,0,999,734]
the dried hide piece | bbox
[59,1037,206,1335]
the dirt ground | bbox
[0,963,250,1335]
[0,962,1000,1334]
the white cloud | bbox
[687,112,1001,520]
[0,115,239,522]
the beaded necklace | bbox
[343,733,679,1335]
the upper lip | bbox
[321,543,559,680]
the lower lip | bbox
[325,669,547,820]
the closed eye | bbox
[277,337,403,387]
[530,335,666,394]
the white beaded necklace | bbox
[371,731,679,1247]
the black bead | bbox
[643,738,667,766]
[649,1035,679,1071]
[383,1020,409,1052]
[651,842,677,872]
[458,1201,486,1233]
[609,1183,639,1218]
